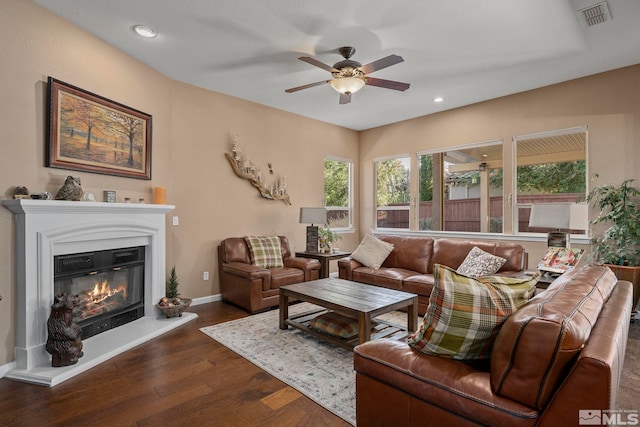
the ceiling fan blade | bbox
[284,80,329,93]
[339,92,351,105]
[365,77,410,92]
[360,54,404,74]
[298,56,338,72]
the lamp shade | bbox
[329,77,365,95]
[528,203,570,229]
[569,203,589,231]
[299,207,327,225]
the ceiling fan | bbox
[285,46,410,104]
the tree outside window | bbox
[324,158,352,228]
[376,156,410,229]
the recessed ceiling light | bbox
[433,97,444,103]
[132,25,157,38]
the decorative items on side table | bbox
[157,266,191,318]
[587,178,640,313]
[318,226,342,253]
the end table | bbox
[295,251,352,279]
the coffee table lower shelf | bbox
[284,307,409,350]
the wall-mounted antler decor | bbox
[225,136,291,205]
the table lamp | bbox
[569,203,589,246]
[299,207,327,252]
[528,203,570,247]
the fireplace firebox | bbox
[54,246,145,339]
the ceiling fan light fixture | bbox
[330,77,365,95]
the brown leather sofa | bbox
[354,265,633,426]
[217,236,321,313]
[338,235,528,314]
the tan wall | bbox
[0,0,359,366]
[360,64,640,263]
[167,82,359,293]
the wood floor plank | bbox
[261,386,303,410]
[94,381,214,426]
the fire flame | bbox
[89,280,127,303]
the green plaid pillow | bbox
[244,236,283,269]
[310,311,360,338]
[407,264,539,360]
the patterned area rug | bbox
[200,303,406,426]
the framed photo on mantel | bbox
[46,77,152,180]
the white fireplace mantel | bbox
[2,199,197,386]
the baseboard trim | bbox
[191,294,222,306]
[0,361,17,378]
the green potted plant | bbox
[587,178,640,311]
[318,226,342,253]
[157,266,192,317]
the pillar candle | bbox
[154,187,166,205]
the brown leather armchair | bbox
[217,236,320,313]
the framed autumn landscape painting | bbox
[46,77,152,179]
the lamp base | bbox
[547,231,568,248]
[306,225,319,252]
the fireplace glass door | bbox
[54,246,145,338]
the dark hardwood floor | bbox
[0,302,350,427]
[2,301,638,426]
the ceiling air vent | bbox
[577,1,611,27]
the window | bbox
[419,140,503,233]
[379,126,587,237]
[514,127,587,235]
[324,157,352,229]
[375,156,410,229]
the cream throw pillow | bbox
[457,246,507,278]
[350,234,394,269]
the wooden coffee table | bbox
[279,278,418,349]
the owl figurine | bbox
[55,176,84,201]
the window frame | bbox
[324,156,354,231]
[417,139,504,234]
[512,126,588,237]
